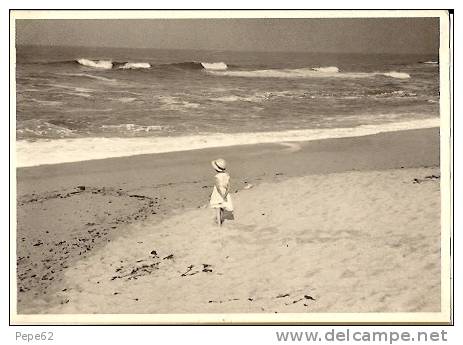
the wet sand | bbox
[15,128,440,314]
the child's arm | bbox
[222,186,229,200]
[222,178,230,200]
[215,176,229,200]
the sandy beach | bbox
[16,128,441,314]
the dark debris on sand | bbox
[16,185,163,312]
[412,174,440,184]
[180,263,214,277]
[206,292,316,309]
[110,250,177,282]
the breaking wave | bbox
[167,61,228,70]
[76,59,151,70]
[382,71,411,79]
[31,59,412,80]
[118,62,151,69]
[207,67,410,80]
[200,62,228,70]
[16,119,75,139]
[76,58,113,69]
[75,59,228,71]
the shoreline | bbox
[16,118,440,167]
[16,127,440,313]
[17,127,439,193]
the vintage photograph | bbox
[11,10,451,324]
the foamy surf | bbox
[76,59,151,70]
[207,67,410,79]
[16,118,439,167]
[77,58,113,69]
[57,73,117,82]
[100,123,165,132]
[312,66,339,73]
[200,62,228,70]
[382,71,411,79]
[118,62,151,69]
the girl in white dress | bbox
[209,158,234,227]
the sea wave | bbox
[210,88,418,103]
[312,66,339,73]
[76,59,151,70]
[29,98,64,106]
[41,59,410,80]
[369,90,417,98]
[75,59,226,71]
[57,72,117,82]
[100,123,166,133]
[168,62,205,70]
[157,96,201,110]
[116,97,137,103]
[76,58,113,69]
[16,118,439,167]
[382,71,410,79]
[27,58,415,80]
[16,119,75,139]
[207,67,410,79]
[118,62,151,69]
[167,61,228,70]
[211,93,273,103]
[210,90,316,103]
[200,62,228,70]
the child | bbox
[209,158,234,227]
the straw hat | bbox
[211,158,226,172]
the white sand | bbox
[39,167,440,314]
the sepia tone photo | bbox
[10,10,452,324]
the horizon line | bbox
[15,44,438,56]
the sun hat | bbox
[211,158,226,172]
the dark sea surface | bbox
[16,45,439,166]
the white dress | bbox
[209,172,233,211]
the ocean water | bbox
[16,46,439,167]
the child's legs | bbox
[216,208,222,226]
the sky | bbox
[16,18,439,54]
